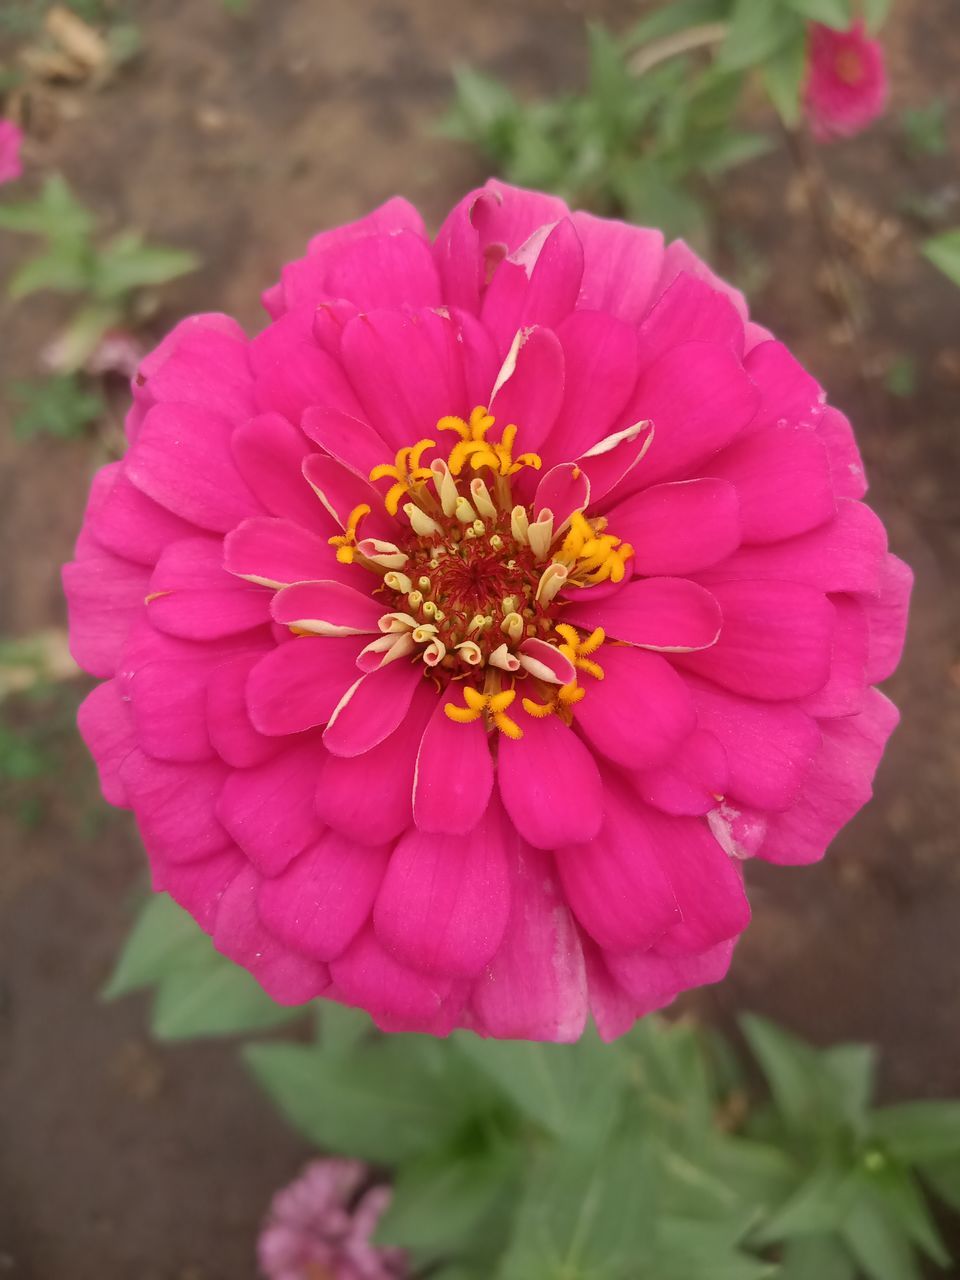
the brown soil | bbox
[1,1,958,1276]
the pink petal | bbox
[258,830,391,962]
[413,697,494,836]
[582,940,644,1042]
[555,780,680,953]
[250,308,364,425]
[636,729,728,816]
[119,749,231,863]
[759,690,899,865]
[77,679,136,806]
[534,463,591,529]
[225,517,353,589]
[797,595,869,717]
[216,737,326,875]
[323,230,442,310]
[271,580,384,636]
[541,309,639,463]
[656,239,749,323]
[317,681,437,845]
[90,467,199,566]
[608,479,741,576]
[570,212,664,325]
[146,537,272,640]
[637,272,745,372]
[374,800,510,978]
[699,499,888,597]
[518,637,577,685]
[62,550,150,678]
[488,325,565,455]
[231,413,332,534]
[497,711,603,849]
[817,406,867,499]
[152,848,245,931]
[678,580,834,701]
[481,218,584,354]
[704,427,836,544]
[574,420,655,503]
[612,342,760,494]
[136,319,254,422]
[301,454,394,541]
[743,340,825,433]
[472,839,588,1043]
[863,554,912,683]
[688,676,822,811]
[206,650,280,768]
[330,925,456,1029]
[300,406,392,482]
[574,644,696,770]
[338,309,470,451]
[129,658,215,762]
[126,403,265,532]
[606,939,735,1013]
[213,865,328,1004]
[564,577,722,652]
[247,636,364,736]
[322,660,424,758]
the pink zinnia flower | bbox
[0,119,24,184]
[66,182,910,1041]
[258,1159,406,1280]
[804,21,888,141]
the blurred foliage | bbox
[900,101,948,157]
[109,893,960,1280]
[11,373,104,440]
[436,0,892,243]
[923,229,960,287]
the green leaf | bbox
[919,1156,960,1213]
[245,1038,482,1165]
[315,999,374,1057]
[884,356,916,398]
[93,232,198,300]
[753,1164,858,1244]
[698,129,773,175]
[52,301,123,373]
[152,963,301,1040]
[103,893,209,998]
[841,1191,923,1280]
[740,1014,821,1130]
[783,0,851,27]
[862,0,893,31]
[11,374,104,442]
[376,1144,520,1258]
[779,1236,856,1280]
[900,101,948,156]
[453,1028,628,1145]
[0,174,95,240]
[865,1164,950,1266]
[924,230,960,287]
[717,0,804,72]
[7,242,95,299]
[654,1218,777,1280]
[872,1101,960,1162]
[820,1043,876,1133]
[762,28,808,125]
[496,1126,658,1280]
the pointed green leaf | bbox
[7,243,94,299]
[93,232,198,300]
[919,1156,960,1213]
[624,0,728,50]
[841,1191,923,1280]
[866,1164,950,1266]
[717,1,804,72]
[862,0,893,30]
[151,963,301,1040]
[103,893,209,998]
[0,175,94,240]
[872,1101,960,1162]
[740,1014,821,1129]
[779,1236,856,1280]
[762,28,808,125]
[753,1164,859,1244]
[784,0,851,27]
[923,230,960,288]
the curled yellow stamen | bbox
[444,685,522,739]
[557,512,634,585]
[439,405,541,479]
[327,503,371,564]
[555,624,606,680]
[370,439,435,515]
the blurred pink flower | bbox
[0,119,24,184]
[258,1159,406,1280]
[66,182,910,1041]
[804,21,888,141]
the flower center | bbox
[327,406,633,736]
[834,48,864,85]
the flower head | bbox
[0,119,24,185]
[258,1159,406,1280]
[804,20,888,141]
[66,182,910,1041]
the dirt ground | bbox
[1,1,958,1276]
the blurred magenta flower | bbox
[0,119,24,184]
[804,21,888,141]
[258,1159,406,1280]
[66,181,910,1040]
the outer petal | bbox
[249,308,364,425]
[206,650,280,769]
[330,925,456,1030]
[119,749,231,863]
[231,412,332,534]
[760,690,900,865]
[323,231,442,310]
[555,780,680,953]
[863,554,912,683]
[678,580,834,701]
[128,658,214,762]
[216,737,326,876]
[606,939,735,1015]
[62,550,150,678]
[574,645,696,771]
[608,479,741,576]
[570,212,664,325]
[497,711,603,850]
[542,310,639,463]
[817,406,867,499]
[77,679,136,806]
[472,840,588,1043]
[637,273,745,372]
[797,596,869,718]
[247,636,363,736]
[414,698,494,836]
[488,325,565,455]
[480,218,584,354]
[90,468,199,567]
[564,578,722,653]
[146,537,272,640]
[136,319,254,422]
[374,800,511,979]
[258,830,392,962]
[743,340,824,433]
[636,729,728,816]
